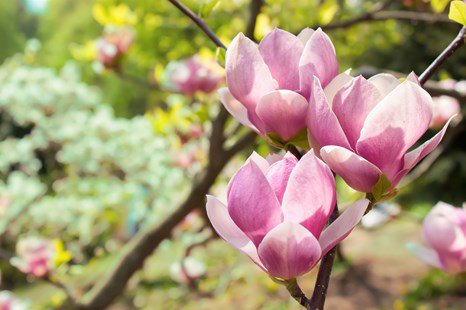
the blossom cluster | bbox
[206,27,458,280]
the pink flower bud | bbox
[220,28,338,142]
[12,237,56,278]
[206,151,369,279]
[166,55,223,95]
[305,73,455,195]
[409,202,466,274]
[430,96,461,129]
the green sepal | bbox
[265,128,310,151]
[366,174,398,209]
[215,47,226,68]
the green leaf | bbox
[199,0,220,18]
[317,0,338,25]
[449,1,466,26]
[371,174,391,203]
[216,47,226,68]
[431,0,452,13]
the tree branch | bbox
[308,205,340,310]
[419,27,466,85]
[245,0,265,40]
[167,0,226,49]
[76,107,255,309]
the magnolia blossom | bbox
[206,151,369,280]
[219,27,338,142]
[305,73,455,194]
[430,96,460,129]
[170,257,207,284]
[96,26,135,68]
[11,237,56,278]
[165,56,223,95]
[409,202,466,274]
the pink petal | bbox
[265,152,298,203]
[406,72,420,85]
[407,243,442,268]
[297,28,315,44]
[423,203,466,253]
[299,28,338,97]
[257,222,322,280]
[281,150,336,238]
[404,115,456,170]
[218,87,259,133]
[368,73,401,97]
[265,153,284,166]
[226,33,278,114]
[323,71,354,106]
[227,151,270,198]
[256,90,309,141]
[206,195,264,268]
[319,199,369,256]
[332,76,382,148]
[307,77,352,151]
[259,29,303,90]
[320,146,382,193]
[227,160,283,247]
[356,81,433,181]
[247,151,271,174]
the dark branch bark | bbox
[76,109,255,309]
[245,0,265,40]
[167,0,226,49]
[419,27,466,85]
[308,205,340,310]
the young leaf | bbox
[431,0,452,13]
[449,1,466,26]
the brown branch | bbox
[419,27,466,85]
[167,0,226,49]
[245,0,265,40]
[284,278,310,307]
[308,205,340,310]
[315,0,454,31]
[286,145,303,160]
[76,108,255,309]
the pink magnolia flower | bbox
[306,73,455,195]
[12,237,56,278]
[430,96,460,129]
[166,55,223,95]
[219,28,338,143]
[409,202,466,274]
[206,151,369,280]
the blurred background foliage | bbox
[0,0,465,309]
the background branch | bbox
[419,27,466,85]
[167,0,226,49]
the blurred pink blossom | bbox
[206,151,369,280]
[170,257,206,284]
[12,237,56,278]
[96,26,135,69]
[166,55,223,95]
[430,96,461,129]
[0,291,28,310]
[409,202,466,274]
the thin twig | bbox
[167,0,226,49]
[419,27,466,85]
[308,205,340,310]
[284,278,310,307]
